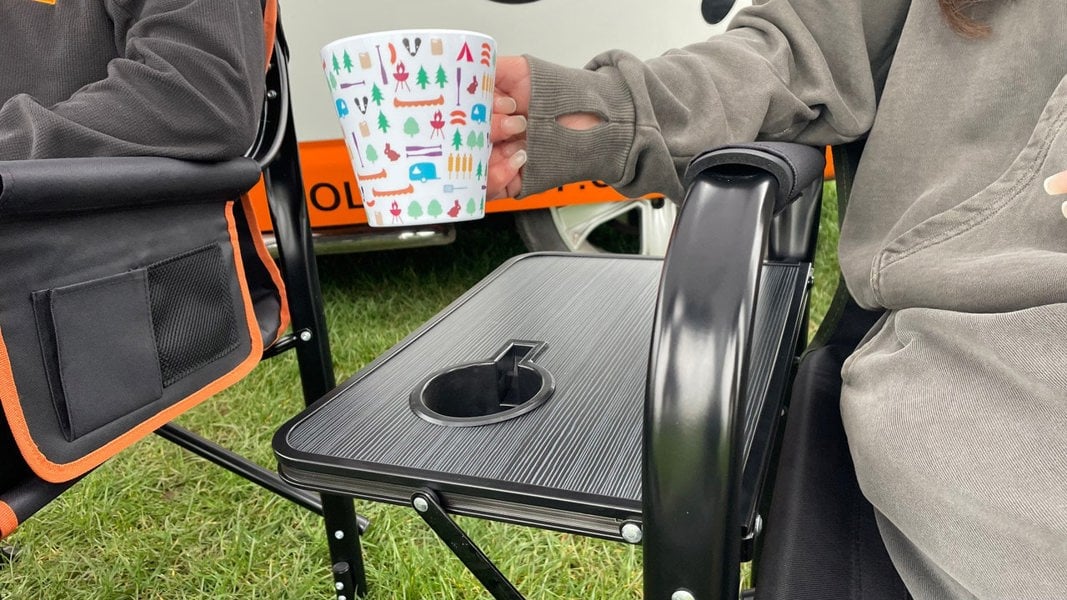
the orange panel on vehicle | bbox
[247,139,637,232]
[247,140,369,230]
[247,139,835,233]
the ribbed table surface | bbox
[280,253,802,507]
[284,254,659,504]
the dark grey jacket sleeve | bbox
[521,0,910,201]
[0,0,265,160]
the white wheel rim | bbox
[549,199,677,255]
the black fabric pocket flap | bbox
[44,269,163,440]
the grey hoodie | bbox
[522,0,1067,597]
[0,0,265,160]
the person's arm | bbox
[0,0,265,161]
[516,0,911,201]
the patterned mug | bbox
[322,30,496,227]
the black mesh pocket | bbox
[147,244,240,387]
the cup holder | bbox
[410,340,555,426]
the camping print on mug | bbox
[322,30,496,227]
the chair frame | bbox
[273,142,826,599]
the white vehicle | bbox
[250,0,744,253]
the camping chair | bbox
[272,137,912,598]
[0,2,368,595]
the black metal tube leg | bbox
[411,489,525,600]
[322,494,367,598]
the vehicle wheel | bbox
[514,198,677,255]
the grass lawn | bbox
[0,184,838,599]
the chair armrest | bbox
[0,157,262,219]
[643,142,823,598]
[684,142,826,212]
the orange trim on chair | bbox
[263,0,278,70]
[0,501,17,539]
[240,194,290,344]
[0,202,265,484]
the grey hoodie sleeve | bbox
[520,0,909,201]
[0,0,265,161]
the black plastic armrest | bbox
[0,157,262,219]
[684,142,826,213]
[642,142,823,598]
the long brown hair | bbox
[938,0,992,37]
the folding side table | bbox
[274,142,824,599]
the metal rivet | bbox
[620,522,643,544]
[413,497,429,512]
[335,582,344,591]
[672,591,696,600]
[299,330,313,342]
[334,530,344,540]
[754,513,764,537]
[267,90,279,99]
[338,596,347,600]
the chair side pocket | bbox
[45,269,163,440]
[146,244,240,387]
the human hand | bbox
[1045,170,1067,218]
[486,55,607,199]
[488,56,532,199]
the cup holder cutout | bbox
[410,340,555,427]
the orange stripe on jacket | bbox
[0,202,265,483]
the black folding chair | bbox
[0,4,368,596]
[272,137,913,598]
